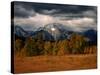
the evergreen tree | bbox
[24,37,38,56]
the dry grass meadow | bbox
[14,54,97,73]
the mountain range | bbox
[14,23,97,43]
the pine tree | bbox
[24,37,37,56]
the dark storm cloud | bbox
[13,1,97,17]
[13,1,97,32]
[14,2,36,18]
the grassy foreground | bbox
[14,54,97,73]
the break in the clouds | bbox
[12,2,97,32]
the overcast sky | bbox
[12,1,97,32]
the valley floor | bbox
[14,54,97,73]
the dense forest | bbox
[14,33,97,57]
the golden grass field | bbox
[14,54,97,73]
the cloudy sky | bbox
[12,1,97,32]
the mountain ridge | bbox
[14,23,97,42]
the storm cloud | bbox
[12,1,97,32]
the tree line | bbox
[14,33,97,57]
